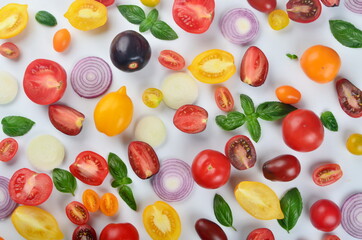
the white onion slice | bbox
[134,115,167,148]
[345,0,362,14]
[0,71,18,104]
[0,176,17,219]
[341,192,362,239]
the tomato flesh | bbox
[0,138,18,162]
[247,0,276,13]
[310,199,341,232]
[313,163,343,186]
[82,189,100,212]
[214,86,234,112]
[66,201,89,225]
[48,104,85,136]
[263,154,301,182]
[336,78,362,118]
[321,0,340,7]
[100,223,139,240]
[173,104,208,134]
[225,135,256,170]
[100,193,118,216]
[158,50,185,71]
[286,0,322,23]
[0,42,20,59]
[72,224,97,240]
[247,228,275,240]
[0,3,28,39]
[240,46,269,87]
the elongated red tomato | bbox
[172,0,215,34]
[0,42,20,59]
[0,138,18,162]
[173,104,208,134]
[66,201,89,225]
[158,50,185,71]
[240,46,269,87]
[48,104,85,136]
[214,87,234,112]
[247,0,276,13]
[313,163,343,186]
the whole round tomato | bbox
[323,234,340,240]
[346,133,362,155]
[310,199,341,232]
[191,149,231,189]
[247,228,275,240]
[100,223,139,240]
[282,109,324,152]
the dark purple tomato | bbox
[195,218,227,240]
[72,224,97,240]
[225,135,256,170]
[262,154,301,182]
[110,30,151,72]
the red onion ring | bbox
[341,192,362,239]
[151,158,194,202]
[0,176,18,219]
[344,0,362,14]
[71,56,112,98]
[220,8,259,45]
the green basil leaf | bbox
[108,152,128,180]
[111,177,133,188]
[246,117,261,142]
[213,194,236,231]
[35,11,57,26]
[119,185,137,211]
[52,168,77,196]
[286,53,298,60]
[256,102,297,121]
[117,5,146,24]
[1,116,35,137]
[278,188,303,233]
[320,111,338,132]
[150,20,178,40]
[215,111,246,131]
[240,94,255,115]
[139,9,159,33]
[329,20,362,48]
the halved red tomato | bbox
[313,163,343,186]
[336,78,362,118]
[214,86,234,112]
[66,201,89,225]
[321,0,340,7]
[323,234,341,240]
[69,151,109,186]
[158,50,185,71]
[247,228,275,240]
[173,104,208,134]
[247,0,277,13]
[225,135,256,170]
[240,46,269,87]
[9,168,53,206]
[172,0,215,34]
[0,138,18,162]
[48,104,85,136]
[95,0,115,6]
[0,42,20,59]
[286,0,322,23]
[23,59,67,105]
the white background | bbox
[1,0,362,239]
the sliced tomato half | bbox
[336,78,362,118]
[0,42,20,59]
[48,104,85,136]
[240,46,269,87]
[214,86,234,112]
[158,50,185,71]
[0,138,18,162]
[313,163,343,186]
[286,0,322,23]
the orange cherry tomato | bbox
[275,85,301,104]
[53,28,71,52]
[300,45,341,84]
[100,193,119,216]
[82,189,100,213]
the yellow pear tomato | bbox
[234,181,284,220]
[11,206,64,240]
[64,0,107,31]
[94,86,133,136]
[0,3,28,39]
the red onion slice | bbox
[341,192,362,239]
[0,176,18,219]
[151,158,194,202]
[220,8,259,45]
[71,56,112,98]
[345,0,362,14]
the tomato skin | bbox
[99,193,118,216]
[214,86,234,112]
[172,0,215,34]
[323,234,341,240]
[346,133,362,155]
[336,78,362,118]
[100,223,139,240]
[23,59,67,105]
[313,163,343,186]
[282,109,324,152]
[240,46,269,87]
[247,228,275,240]
[192,149,231,189]
[9,168,53,206]
[158,50,185,71]
[82,189,100,213]
[95,0,115,6]
[72,224,97,240]
[247,0,276,13]
[286,0,322,23]
[0,138,18,162]
[69,151,109,186]
[0,42,20,59]
[275,85,301,104]
[310,199,341,232]
[263,154,301,182]
[66,201,90,225]
[195,218,227,240]
[173,104,208,134]
[53,28,71,52]
[225,135,256,170]
[0,4,28,39]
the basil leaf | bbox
[139,9,158,33]
[119,185,137,211]
[111,177,133,188]
[117,5,146,24]
[35,11,57,26]
[329,20,362,48]
[256,102,297,121]
[286,53,298,60]
[320,111,338,132]
[213,194,236,231]
[278,188,303,233]
[108,152,128,180]
[150,20,178,40]
[52,168,77,196]
[240,94,255,115]
[215,111,246,131]
[246,117,261,142]
[1,116,35,137]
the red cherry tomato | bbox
[95,0,115,6]
[247,0,277,13]
[69,151,109,186]
[323,234,341,240]
[286,0,322,23]
[282,109,324,152]
[240,46,269,87]
[214,86,234,112]
[9,168,53,206]
[158,50,185,71]
[0,138,18,162]
[263,154,301,182]
[172,0,215,34]
[72,224,97,240]
[23,59,67,105]
[310,199,341,232]
[312,163,343,186]
[173,104,208,134]
[247,228,275,240]
[0,42,20,59]
[225,135,256,170]
[100,223,139,240]
[53,28,71,52]
[66,201,90,225]
[191,149,231,189]
[336,78,362,118]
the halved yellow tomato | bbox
[188,49,236,84]
[0,3,28,39]
[64,0,107,31]
[234,181,284,220]
[143,201,181,240]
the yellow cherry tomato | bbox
[188,49,236,84]
[53,28,71,52]
[142,88,163,108]
[64,0,107,31]
[100,193,119,216]
[143,201,181,240]
[82,189,100,212]
[94,86,133,136]
[268,9,289,31]
[234,181,284,220]
[11,206,64,240]
[0,3,28,39]
[140,0,160,7]
[346,133,362,155]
